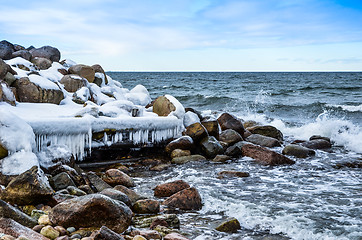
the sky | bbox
[1,0,362,71]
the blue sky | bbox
[1,0,362,71]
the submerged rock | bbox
[246,134,281,147]
[163,187,202,210]
[49,194,132,233]
[246,125,283,141]
[215,217,241,233]
[217,171,249,179]
[217,113,245,138]
[282,144,315,158]
[153,180,190,198]
[242,143,295,165]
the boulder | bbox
[11,49,32,61]
[215,217,241,233]
[301,139,332,149]
[199,136,224,158]
[246,125,283,141]
[113,185,145,204]
[49,194,132,233]
[165,136,194,154]
[0,166,54,205]
[201,120,219,139]
[217,171,249,179]
[4,72,17,86]
[0,40,14,60]
[14,77,64,104]
[30,46,61,62]
[68,64,95,83]
[50,172,76,191]
[241,144,295,165]
[170,149,191,159]
[212,154,231,163]
[163,187,202,210]
[219,129,243,146]
[31,57,52,70]
[102,169,135,188]
[152,96,176,116]
[0,218,49,240]
[153,180,190,198]
[91,64,108,85]
[184,122,208,142]
[93,226,124,240]
[87,172,112,192]
[132,199,160,214]
[59,74,87,93]
[282,144,315,158]
[246,134,281,147]
[217,113,245,137]
[100,188,132,207]
[171,155,206,164]
[0,200,38,228]
[164,233,191,240]
[0,59,9,79]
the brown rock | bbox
[49,194,132,233]
[0,199,38,228]
[212,154,231,163]
[215,217,241,233]
[59,74,87,92]
[153,180,190,198]
[163,187,202,210]
[0,59,9,79]
[165,136,194,154]
[93,226,125,240]
[171,155,206,165]
[201,120,220,139]
[114,185,145,204]
[11,49,31,61]
[219,129,243,146]
[246,134,281,147]
[217,171,249,179]
[170,149,191,159]
[132,199,160,214]
[68,64,95,83]
[31,57,52,70]
[152,96,176,116]
[0,143,8,159]
[217,113,245,137]
[102,169,135,188]
[164,233,191,240]
[241,143,295,165]
[0,218,48,240]
[91,64,108,85]
[150,164,170,171]
[150,218,169,229]
[184,122,208,142]
[247,125,283,141]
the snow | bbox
[184,111,200,127]
[1,150,39,175]
[165,94,185,120]
[125,84,152,106]
[89,83,115,105]
[0,83,15,102]
[61,59,77,68]
[5,57,34,69]
[73,86,91,103]
[28,74,61,90]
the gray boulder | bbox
[301,139,332,149]
[31,57,52,70]
[199,136,224,158]
[282,144,315,158]
[12,50,32,61]
[219,129,243,146]
[246,134,281,147]
[0,40,14,60]
[30,45,61,62]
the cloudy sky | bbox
[1,0,362,71]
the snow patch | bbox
[165,94,185,120]
[184,111,200,127]
[28,74,60,90]
[1,150,39,175]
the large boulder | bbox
[282,144,315,158]
[184,122,208,143]
[30,45,61,62]
[0,199,38,228]
[68,64,95,83]
[163,187,202,210]
[11,49,32,61]
[241,143,295,165]
[0,218,48,240]
[199,136,224,158]
[247,125,283,141]
[153,96,176,116]
[0,40,14,60]
[219,129,243,146]
[153,180,190,198]
[246,134,281,147]
[14,77,64,104]
[225,141,248,157]
[217,113,245,138]
[165,136,194,154]
[102,169,135,188]
[201,120,220,139]
[31,57,52,70]
[49,194,132,233]
[0,166,54,205]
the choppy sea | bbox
[108,72,362,240]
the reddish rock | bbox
[132,199,160,214]
[164,233,191,240]
[241,143,295,165]
[102,169,135,188]
[165,136,194,154]
[217,113,245,137]
[184,122,208,142]
[217,171,250,179]
[163,187,202,210]
[153,180,190,198]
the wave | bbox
[327,104,362,112]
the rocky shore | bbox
[0,40,338,240]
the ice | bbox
[73,86,91,103]
[28,74,61,90]
[184,111,200,127]
[37,144,73,170]
[1,150,39,175]
[165,94,185,119]
[0,82,15,102]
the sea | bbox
[108,72,362,240]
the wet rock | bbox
[38,214,51,225]
[132,214,180,229]
[92,226,124,240]
[114,185,145,204]
[49,194,132,233]
[60,74,87,92]
[170,149,191,159]
[334,161,362,169]
[150,218,169,229]
[184,122,208,143]
[0,40,14,60]
[0,218,48,240]
[217,113,245,137]
[68,64,95,83]
[31,210,46,221]
[100,188,132,206]
[282,144,315,158]
[14,77,64,104]
[212,154,231,163]
[199,136,224,158]
[201,120,220,139]
[219,129,243,146]
[66,186,87,196]
[0,166,53,205]
[102,169,135,188]
[309,135,331,143]
[31,57,52,70]
[51,193,75,205]
[246,125,283,141]
[54,226,67,236]
[130,230,162,240]
[50,172,76,191]
[246,134,281,147]
[152,96,176,117]
[217,171,249,179]
[150,164,170,172]
[171,155,206,165]
[40,225,59,239]
[153,180,190,198]
[164,233,191,240]
[133,199,160,214]
[242,144,295,165]
[87,172,112,192]
[301,139,332,149]
[30,46,61,62]
[243,120,259,128]
[163,187,202,210]
[0,200,37,228]
[224,141,247,157]
[215,217,241,233]
[11,49,31,61]
[165,136,194,154]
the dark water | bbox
[108,72,362,240]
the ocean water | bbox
[108,72,362,240]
